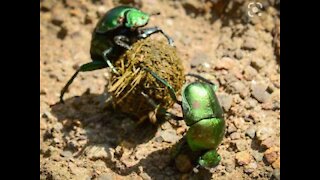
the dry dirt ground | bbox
[40,0,280,179]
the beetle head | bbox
[125,9,149,29]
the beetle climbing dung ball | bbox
[108,38,185,121]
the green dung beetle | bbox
[143,67,225,168]
[60,6,174,103]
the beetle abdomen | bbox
[186,117,225,152]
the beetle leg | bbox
[60,61,107,104]
[137,26,174,46]
[102,48,120,75]
[198,149,221,168]
[142,66,182,105]
[113,35,131,50]
[140,92,183,121]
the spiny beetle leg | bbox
[137,26,174,46]
[113,35,131,50]
[102,48,120,75]
[142,66,182,105]
[60,61,107,104]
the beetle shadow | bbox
[104,145,213,180]
[50,90,161,154]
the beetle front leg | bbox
[113,35,131,50]
[137,26,174,46]
[142,66,182,105]
[102,48,120,75]
[60,61,107,103]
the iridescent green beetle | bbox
[144,68,225,168]
[60,6,174,103]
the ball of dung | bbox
[108,38,185,121]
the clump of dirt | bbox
[109,38,185,121]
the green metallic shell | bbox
[95,6,135,33]
[181,82,223,126]
[186,117,225,151]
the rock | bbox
[191,52,211,67]
[252,151,264,162]
[251,58,266,71]
[230,132,241,140]
[235,140,247,151]
[272,168,280,180]
[256,126,274,141]
[272,158,280,169]
[60,150,73,158]
[235,151,252,165]
[243,66,258,81]
[228,81,248,98]
[245,126,256,138]
[224,159,235,172]
[264,146,280,164]
[227,123,237,134]
[261,137,275,149]
[51,6,67,26]
[84,144,110,160]
[160,130,179,143]
[242,37,257,50]
[175,154,193,173]
[217,93,233,111]
[251,82,271,103]
[234,49,243,60]
[215,57,236,70]
[97,173,114,180]
[233,118,246,130]
[244,162,257,174]
[245,98,258,109]
[42,111,55,121]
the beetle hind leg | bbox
[198,149,221,168]
[60,61,107,104]
[102,48,120,75]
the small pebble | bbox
[235,140,247,151]
[272,158,280,169]
[230,132,241,140]
[252,151,264,162]
[160,130,179,143]
[244,162,257,174]
[256,126,274,141]
[60,150,73,158]
[217,94,233,111]
[215,57,235,70]
[234,49,243,60]
[251,82,271,103]
[243,66,258,81]
[261,137,275,149]
[235,151,252,165]
[227,123,237,134]
[229,81,248,98]
[272,169,280,180]
[251,58,266,71]
[264,146,280,164]
[245,126,256,138]
[84,145,110,160]
[242,37,257,50]
[96,173,113,180]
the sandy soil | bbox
[40,0,280,179]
